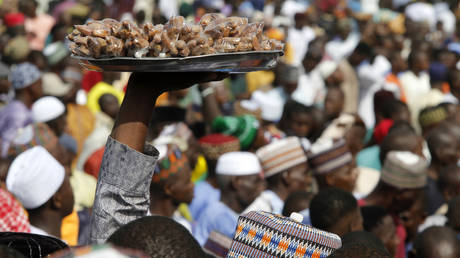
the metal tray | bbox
[72,50,283,73]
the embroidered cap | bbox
[381,151,428,189]
[308,139,353,175]
[256,137,307,178]
[227,211,342,258]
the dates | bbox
[68,14,284,58]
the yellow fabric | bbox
[86,82,124,114]
[61,209,79,246]
[191,155,207,183]
[246,71,275,93]
[282,42,295,65]
[177,203,192,221]
[70,170,97,211]
[66,104,95,168]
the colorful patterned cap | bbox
[198,134,240,161]
[152,145,189,183]
[256,137,307,178]
[418,105,448,129]
[212,115,260,150]
[308,139,353,175]
[228,211,342,258]
[10,62,41,90]
[381,151,428,189]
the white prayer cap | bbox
[317,60,338,80]
[32,96,65,123]
[6,146,65,209]
[251,91,284,122]
[216,151,262,176]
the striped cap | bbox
[308,139,353,175]
[227,211,342,258]
[256,137,307,178]
[198,134,240,161]
[381,151,428,189]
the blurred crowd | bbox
[1,0,460,257]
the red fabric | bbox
[315,0,340,12]
[83,147,105,179]
[198,134,239,145]
[393,216,407,258]
[373,119,394,144]
[81,71,103,93]
[0,188,30,233]
[357,198,367,207]
[4,13,25,27]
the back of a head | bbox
[414,226,460,258]
[0,245,25,258]
[447,196,460,230]
[361,206,388,232]
[379,124,418,164]
[107,216,206,258]
[309,188,357,232]
[282,190,313,217]
[328,242,391,258]
[341,231,389,255]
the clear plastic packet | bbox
[125,36,149,57]
[164,16,185,41]
[69,42,91,57]
[102,18,121,34]
[199,13,225,28]
[87,36,108,58]
[105,36,124,56]
[86,21,111,37]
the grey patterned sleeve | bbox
[89,136,159,244]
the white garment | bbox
[357,56,392,129]
[159,0,178,18]
[434,3,456,35]
[360,0,379,15]
[418,214,447,233]
[243,190,284,214]
[325,32,360,62]
[292,69,325,106]
[399,71,431,108]
[30,225,51,237]
[287,26,315,66]
[405,2,436,30]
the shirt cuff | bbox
[98,136,159,194]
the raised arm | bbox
[90,72,227,243]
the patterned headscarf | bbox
[10,62,41,90]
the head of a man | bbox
[376,151,428,215]
[361,206,400,256]
[324,87,344,121]
[216,152,264,212]
[282,190,313,217]
[413,226,460,258]
[279,100,314,139]
[107,216,206,258]
[18,0,37,18]
[310,187,363,237]
[150,146,194,205]
[279,65,299,95]
[257,137,312,196]
[309,139,357,193]
[6,146,74,223]
[98,93,120,120]
[408,50,430,75]
[382,100,410,124]
[427,128,459,168]
[379,123,423,165]
[10,62,43,104]
[418,105,448,137]
[31,96,68,137]
[329,242,391,258]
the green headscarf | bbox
[212,115,259,150]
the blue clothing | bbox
[193,201,238,246]
[189,181,221,220]
[357,145,381,171]
[0,100,33,157]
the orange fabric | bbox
[442,82,450,94]
[61,209,79,246]
[386,73,406,103]
[84,147,105,179]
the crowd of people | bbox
[1,0,460,257]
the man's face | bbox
[325,89,344,120]
[287,163,312,192]
[345,125,366,156]
[167,162,195,204]
[29,79,43,101]
[326,163,358,193]
[288,113,313,138]
[0,78,11,94]
[236,174,264,208]
[392,188,422,215]
[372,215,400,257]
[56,174,74,218]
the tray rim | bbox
[71,50,284,62]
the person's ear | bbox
[163,181,176,197]
[282,170,291,185]
[51,192,63,211]
[325,173,336,187]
